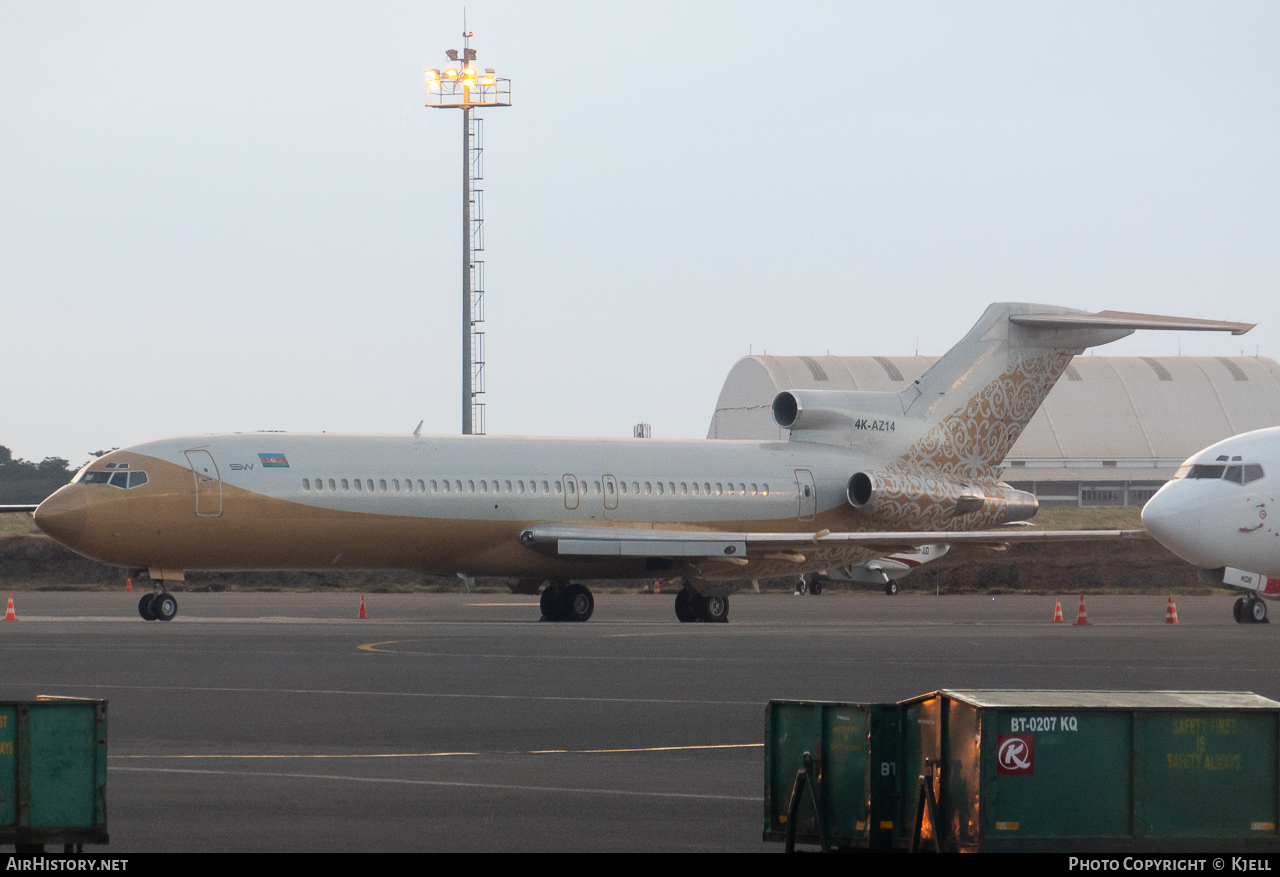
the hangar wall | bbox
[707,355,1280,506]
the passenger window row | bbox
[299,476,772,497]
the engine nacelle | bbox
[847,470,1037,525]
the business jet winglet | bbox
[31,302,1250,623]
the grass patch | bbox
[0,514,39,537]
[1029,506,1143,530]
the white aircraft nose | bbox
[1141,489,1208,566]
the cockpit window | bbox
[1181,463,1264,485]
[82,470,148,489]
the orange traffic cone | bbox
[1075,595,1091,626]
[1165,596,1179,624]
[4,593,16,621]
[126,577,133,594]
[358,596,367,619]
[1053,597,1064,623]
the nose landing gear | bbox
[1234,596,1269,624]
[137,582,178,621]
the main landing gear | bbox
[539,582,594,622]
[674,587,729,623]
[138,586,178,622]
[1233,596,1269,624]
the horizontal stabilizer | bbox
[1009,310,1254,335]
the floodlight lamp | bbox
[445,49,459,61]
[484,68,495,74]
[464,48,477,60]
[425,68,440,81]
[444,68,459,79]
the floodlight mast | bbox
[425,32,511,435]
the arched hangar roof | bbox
[707,355,1280,480]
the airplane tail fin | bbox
[893,303,1252,478]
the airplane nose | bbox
[34,486,87,547]
[1141,491,1205,565]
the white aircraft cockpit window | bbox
[1232,456,1243,462]
[1246,465,1265,484]
[109,471,129,488]
[1188,465,1225,479]
[82,472,112,484]
[1217,455,1230,462]
[127,472,147,488]
[1225,466,1244,484]
[1172,464,1192,480]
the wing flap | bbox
[521,524,1146,558]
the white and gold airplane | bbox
[26,303,1251,623]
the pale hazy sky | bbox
[3,2,1277,464]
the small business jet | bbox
[28,302,1249,623]
[1142,427,1280,624]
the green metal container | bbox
[763,699,903,850]
[766,690,1280,853]
[0,698,108,850]
[901,690,1280,853]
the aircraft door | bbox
[184,450,223,517]
[795,469,816,522]
[603,475,618,510]
[563,474,579,510]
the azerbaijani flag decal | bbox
[258,452,289,468]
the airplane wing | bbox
[519,524,1146,559]
[0,505,39,514]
